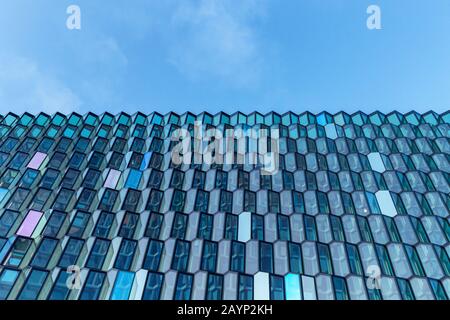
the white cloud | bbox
[0,55,81,115]
[166,0,267,87]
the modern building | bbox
[0,111,449,300]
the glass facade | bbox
[0,110,449,300]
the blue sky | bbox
[0,0,449,115]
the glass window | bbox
[404,245,426,277]
[332,276,349,300]
[230,241,245,273]
[121,189,141,212]
[48,271,70,300]
[40,168,59,189]
[147,170,163,189]
[0,210,19,237]
[288,242,303,274]
[145,212,164,239]
[206,274,223,300]
[79,271,106,300]
[86,238,110,270]
[375,244,395,276]
[304,215,317,241]
[30,237,58,268]
[171,213,188,239]
[346,244,363,275]
[170,170,184,189]
[201,240,218,272]
[171,190,186,212]
[61,169,80,189]
[4,237,32,267]
[251,214,264,240]
[278,214,291,241]
[215,170,228,189]
[357,216,373,242]
[238,274,253,300]
[114,239,137,270]
[293,192,305,213]
[18,269,48,300]
[411,217,430,243]
[260,242,274,273]
[317,243,333,274]
[42,211,66,238]
[67,211,91,238]
[142,272,164,300]
[268,191,280,213]
[195,190,209,213]
[0,269,20,300]
[110,271,135,300]
[58,238,84,268]
[270,275,285,300]
[174,273,193,300]
[20,169,39,188]
[330,215,345,241]
[224,214,238,240]
[119,213,139,239]
[397,278,415,300]
[108,152,124,170]
[219,191,233,212]
[429,279,448,300]
[125,168,142,188]
[171,240,190,272]
[29,188,51,211]
[146,189,163,212]
[93,212,114,238]
[82,169,101,189]
[143,240,163,271]
[317,191,330,214]
[98,189,118,212]
[197,213,213,240]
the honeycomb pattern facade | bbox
[0,110,449,300]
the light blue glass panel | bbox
[302,275,317,300]
[375,191,398,218]
[110,271,135,300]
[254,272,270,300]
[125,169,142,189]
[0,269,20,299]
[368,152,386,173]
[0,188,8,204]
[238,212,251,242]
[325,124,338,139]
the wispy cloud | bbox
[166,0,268,87]
[0,55,81,115]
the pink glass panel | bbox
[27,152,47,170]
[16,210,43,237]
[104,169,121,189]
